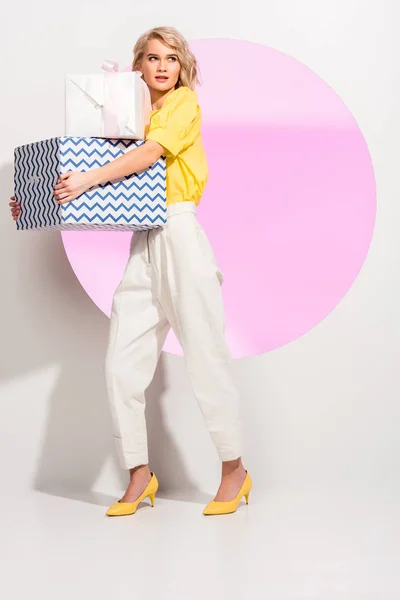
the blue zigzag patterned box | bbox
[14,137,167,231]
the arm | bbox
[53,140,164,204]
[90,140,164,186]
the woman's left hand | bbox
[53,171,97,205]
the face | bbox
[138,38,181,93]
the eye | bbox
[168,56,177,61]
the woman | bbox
[9,26,252,516]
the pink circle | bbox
[61,39,376,358]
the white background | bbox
[1,0,399,497]
[1,2,400,595]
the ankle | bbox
[129,464,151,482]
[221,458,244,477]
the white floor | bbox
[2,484,399,599]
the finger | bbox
[56,192,71,201]
[10,195,15,200]
[58,196,74,205]
[54,186,69,197]
[58,173,71,182]
[54,182,69,190]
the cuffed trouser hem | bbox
[210,427,244,462]
[113,436,148,470]
[217,450,243,462]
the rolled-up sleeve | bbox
[146,87,200,158]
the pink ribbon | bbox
[101,60,121,73]
[100,61,151,137]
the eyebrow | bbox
[146,53,178,58]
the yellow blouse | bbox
[145,86,209,206]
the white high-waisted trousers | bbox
[105,201,243,469]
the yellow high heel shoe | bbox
[106,472,159,516]
[202,470,252,515]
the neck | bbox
[150,87,176,111]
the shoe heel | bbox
[148,493,156,507]
[244,491,250,504]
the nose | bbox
[157,60,167,72]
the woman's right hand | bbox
[9,196,21,221]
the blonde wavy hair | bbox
[132,27,200,90]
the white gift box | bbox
[14,137,166,231]
[65,63,151,140]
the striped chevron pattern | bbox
[14,137,167,231]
